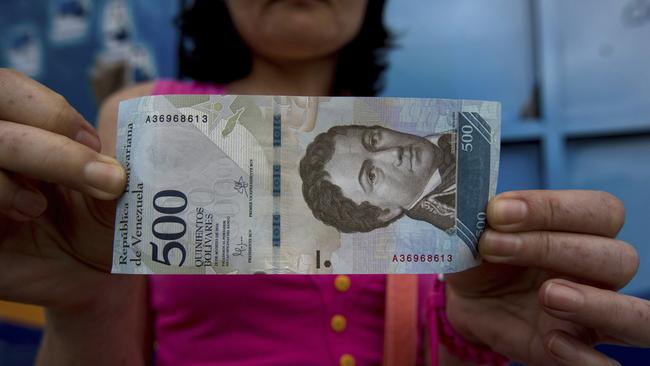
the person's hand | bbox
[446,190,648,366]
[0,69,150,366]
[0,68,126,309]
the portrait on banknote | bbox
[298,125,457,235]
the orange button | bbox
[339,353,357,366]
[331,314,347,333]
[339,354,356,366]
[334,275,351,292]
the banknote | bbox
[111,95,500,274]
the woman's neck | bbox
[226,54,337,96]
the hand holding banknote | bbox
[446,190,648,366]
[0,69,133,310]
[0,70,149,365]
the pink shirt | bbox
[149,80,436,366]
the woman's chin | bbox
[251,33,347,61]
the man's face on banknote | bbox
[324,126,442,214]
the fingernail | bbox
[13,190,46,218]
[544,283,584,312]
[84,159,125,197]
[480,231,520,261]
[548,333,576,361]
[491,198,527,225]
[76,129,102,152]
[609,358,622,366]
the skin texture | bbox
[0,2,648,366]
[324,126,440,221]
[0,69,150,366]
[447,190,646,365]
[225,0,367,96]
[225,0,367,61]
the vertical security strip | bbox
[272,99,282,248]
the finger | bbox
[544,330,622,366]
[488,190,625,238]
[0,171,47,221]
[480,229,639,289]
[0,68,101,152]
[541,279,650,347]
[0,120,125,200]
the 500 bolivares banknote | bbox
[111,95,500,274]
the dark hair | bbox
[299,126,402,233]
[177,0,393,96]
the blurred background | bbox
[0,0,649,364]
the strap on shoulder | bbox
[383,274,418,366]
